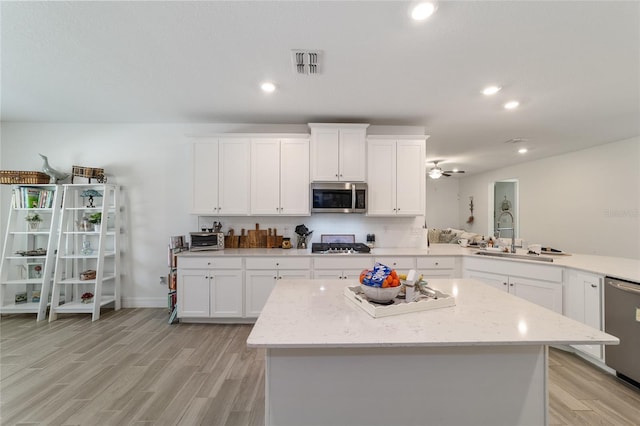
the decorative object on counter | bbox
[466,196,474,224]
[80,270,96,281]
[273,228,283,248]
[239,229,249,248]
[281,237,292,249]
[224,229,239,248]
[81,292,94,303]
[25,212,43,231]
[80,189,103,208]
[39,153,69,183]
[71,165,106,183]
[366,234,375,248]
[248,223,267,248]
[294,224,313,249]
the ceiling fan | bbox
[428,161,466,179]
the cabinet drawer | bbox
[178,256,242,269]
[417,257,455,270]
[313,256,372,270]
[374,257,416,269]
[245,257,311,270]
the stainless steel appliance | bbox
[189,231,224,251]
[311,234,371,254]
[605,276,640,388]
[310,182,367,213]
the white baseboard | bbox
[122,297,167,308]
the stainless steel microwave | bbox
[310,182,367,213]
[190,232,225,251]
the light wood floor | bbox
[1,308,639,426]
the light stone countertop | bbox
[246,278,619,349]
[179,244,640,282]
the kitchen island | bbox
[247,278,618,426]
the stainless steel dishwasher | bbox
[605,276,640,387]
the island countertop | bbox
[247,278,619,349]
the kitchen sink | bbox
[474,251,554,263]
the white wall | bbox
[426,177,460,229]
[0,122,426,308]
[458,137,640,259]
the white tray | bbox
[344,285,456,318]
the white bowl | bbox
[360,284,401,302]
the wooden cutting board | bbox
[224,229,239,248]
[267,228,275,248]
[274,228,283,248]
[239,229,248,248]
[248,223,268,248]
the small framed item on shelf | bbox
[80,270,97,280]
[27,263,44,279]
[31,291,41,303]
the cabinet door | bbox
[338,128,366,181]
[177,269,210,317]
[280,138,310,215]
[251,138,281,215]
[510,277,563,314]
[311,127,339,181]
[210,270,243,318]
[314,269,345,280]
[395,140,425,216]
[279,270,311,280]
[366,139,396,215]
[218,138,251,215]
[192,142,219,214]
[245,270,278,317]
[465,270,509,292]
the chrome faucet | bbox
[496,210,516,253]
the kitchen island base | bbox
[265,344,547,426]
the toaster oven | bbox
[190,232,225,251]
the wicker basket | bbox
[71,165,106,183]
[0,170,50,185]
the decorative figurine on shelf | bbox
[80,189,103,208]
[81,240,94,255]
[39,153,69,183]
[25,213,43,231]
[81,292,94,303]
[294,224,313,249]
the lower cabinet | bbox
[564,270,604,360]
[464,257,563,313]
[417,256,459,279]
[245,257,311,317]
[313,257,373,280]
[177,257,243,318]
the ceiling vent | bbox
[291,50,322,75]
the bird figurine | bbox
[39,154,69,183]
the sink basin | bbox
[474,251,554,263]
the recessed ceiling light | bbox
[518,148,528,154]
[411,2,437,20]
[482,86,502,96]
[504,100,520,110]
[261,82,276,93]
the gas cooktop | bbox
[311,242,371,254]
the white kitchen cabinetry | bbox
[313,256,372,280]
[374,256,416,271]
[564,270,604,360]
[177,257,243,318]
[245,257,311,317]
[366,137,426,216]
[251,137,310,215]
[309,123,369,182]
[463,257,563,313]
[417,257,459,279]
[0,185,62,321]
[191,138,251,215]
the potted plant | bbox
[25,213,43,231]
[88,213,102,232]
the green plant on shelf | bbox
[25,213,43,223]
[88,213,101,224]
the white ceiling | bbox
[2,1,638,174]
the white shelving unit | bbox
[0,184,62,321]
[49,184,121,321]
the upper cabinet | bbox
[309,123,369,182]
[366,136,426,216]
[192,138,251,215]
[251,138,310,216]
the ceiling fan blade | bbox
[442,173,451,177]
[443,170,465,174]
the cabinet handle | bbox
[509,283,514,287]
[278,276,282,279]
[590,284,598,288]
[335,174,339,177]
[273,276,277,280]
[435,262,439,266]
[207,262,211,266]
[503,282,508,286]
